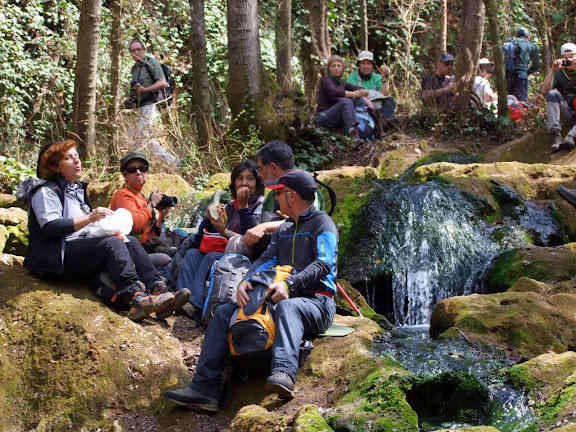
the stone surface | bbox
[335,279,392,329]
[292,404,334,432]
[229,405,287,432]
[432,427,501,432]
[0,263,188,431]
[0,225,7,253]
[0,193,18,208]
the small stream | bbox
[377,326,536,431]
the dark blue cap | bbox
[516,27,529,38]
[439,52,455,63]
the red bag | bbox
[198,229,228,254]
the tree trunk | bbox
[301,0,330,105]
[483,0,507,116]
[190,0,213,148]
[440,0,447,53]
[453,0,485,111]
[226,0,263,132]
[73,0,101,157]
[109,0,122,122]
[276,0,292,90]
[360,0,368,51]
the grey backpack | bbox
[201,254,251,324]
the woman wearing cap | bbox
[174,160,265,320]
[314,55,369,137]
[21,139,175,321]
[473,58,497,112]
[348,50,397,121]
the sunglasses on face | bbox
[124,165,149,174]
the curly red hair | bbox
[37,139,78,180]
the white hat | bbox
[561,43,576,56]
[357,50,374,63]
[478,58,492,65]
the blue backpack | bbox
[355,104,376,140]
[503,39,521,73]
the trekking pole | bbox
[336,281,363,318]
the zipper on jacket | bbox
[291,218,298,265]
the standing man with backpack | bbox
[503,27,540,102]
[125,39,177,165]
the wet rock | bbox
[335,280,392,329]
[229,405,287,432]
[293,404,334,432]
[0,263,188,431]
[432,427,502,432]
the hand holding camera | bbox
[562,59,573,68]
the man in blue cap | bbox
[421,52,456,110]
[164,170,338,411]
[502,27,540,101]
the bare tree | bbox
[453,0,485,111]
[73,0,101,157]
[227,0,263,130]
[276,0,292,90]
[190,0,213,147]
[440,0,447,53]
[483,0,507,116]
[360,0,369,51]
[300,0,330,105]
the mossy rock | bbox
[484,246,576,293]
[327,371,418,432]
[0,208,28,256]
[0,225,8,253]
[0,264,188,431]
[433,427,502,432]
[505,352,576,399]
[229,404,287,432]
[293,404,334,432]
[336,279,392,329]
[377,149,417,179]
[316,167,378,264]
[0,207,27,227]
[430,290,576,358]
[484,130,554,164]
[0,193,18,208]
[549,425,576,432]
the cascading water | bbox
[342,180,502,325]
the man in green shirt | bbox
[542,42,576,152]
[347,50,396,121]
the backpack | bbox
[503,39,522,73]
[228,283,276,356]
[202,253,251,324]
[144,60,175,107]
[355,104,376,141]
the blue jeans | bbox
[506,71,528,102]
[188,294,335,399]
[176,248,224,308]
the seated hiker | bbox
[21,139,178,322]
[314,55,369,139]
[473,58,497,112]
[174,160,264,319]
[164,170,338,410]
[109,151,178,268]
[421,52,455,111]
[542,42,576,153]
[347,50,397,121]
[225,140,325,260]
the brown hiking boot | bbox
[128,292,175,322]
[155,289,189,320]
[151,278,168,295]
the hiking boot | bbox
[557,186,576,209]
[151,278,168,295]
[173,288,191,315]
[164,386,219,412]
[266,372,295,399]
[551,130,564,153]
[181,303,202,322]
[562,135,576,151]
[128,292,175,322]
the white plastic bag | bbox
[78,208,134,241]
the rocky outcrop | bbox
[0,262,188,431]
[229,405,287,431]
[0,207,28,255]
[293,405,334,432]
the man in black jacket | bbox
[164,170,338,411]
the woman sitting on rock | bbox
[174,160,265,320]
[21,139,178,321]
[314,55,369,138]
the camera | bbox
[562,59,573,67]
[155,194,178,211]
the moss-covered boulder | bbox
[0,263,188,431]
[316,166,378,262]
[0,207,28,255]
[229,405,287,432]
[293,404,334,432]
[484,246,576,293]
[336,279,392,329]
[430,289,576,358]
